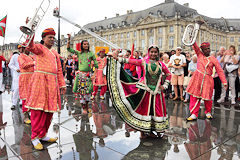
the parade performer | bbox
[0,54,6,94]
[25,28,66,150]
[65,55,74,87]
[91,48,107,100]
[186,42,227,121]
[67,34,98,107]
[18,44,34,124]
[8,50,21,110]
[111,45,171,137]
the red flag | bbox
[130,43,134,58]
[0,15,7,37]
[76,43,81,51]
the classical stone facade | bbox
[0,43,18,59]
[72,0,240,53]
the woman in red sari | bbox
[110,45,171,137]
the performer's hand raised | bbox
[67,34,71,40]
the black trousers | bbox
[214,77,222,101]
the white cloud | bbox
[0,0,239,44]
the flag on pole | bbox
[130,43,134,58]
[0,15,7,37]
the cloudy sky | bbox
[0,0,239,44]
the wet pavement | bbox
[0,82,240,160]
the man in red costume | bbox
[26,28,66,150]
[186,42,227,121]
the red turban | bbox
[200,42,210,49]
[41,28,56,38]
[99,48,106,53]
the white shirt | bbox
[170,54,186,75]
[2,61,5,68]
[9,54,20,71]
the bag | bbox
[183,74,191,86]
[225,64,239,73]
[103,66,107,76]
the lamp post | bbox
[57,0,61,54]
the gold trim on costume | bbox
[35,71,57,75]
[20,72,34,74]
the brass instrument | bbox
[182,16,204,46]
[19,0,50,47]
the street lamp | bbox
[57,0,61,54]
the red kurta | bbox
[0,56,6,73]
[18,53,34,100]
[93,57,107,86]
[26,41,66,113]
[186,43,227,100]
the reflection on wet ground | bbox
[0,84,240,159]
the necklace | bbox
[148,62,160,75]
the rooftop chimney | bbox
[165,0,174,3]
[105,17,107,19]
[116,13,119,17]
[183,3,189,7]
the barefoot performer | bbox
[67,34,98,107]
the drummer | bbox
[91,48,108,100]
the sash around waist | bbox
[196,69,211,76]
[34,70,57,76]
[20,72,34,74]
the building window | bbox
[127,32,130,38]
[223,37,225,42]
[238,37,240,43]
[134,31,137,37]
[141,30,145,36]
[238,45,240,51]
[158,27,163,34]
[149,29,153,33]
[181,26,184,32]
[109,35,111,40]
[149,36,154,46]
[120,42,124,48]
[230,37,234,43]
[169,36,174,49]
[121,33,124,38]
[141,39,145,50]
[92,45,95,53]
[127,41,130,49]
[134,40,137,49]
[169,26,174,33]
[104,36,107,39]
[158,37,163,49]
[115,34,118,39]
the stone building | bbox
[0,43,18,59]
[52,35,71,58]
[72,0,240,53]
